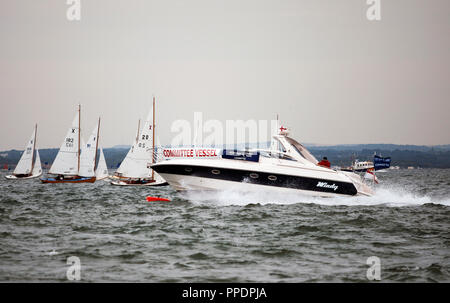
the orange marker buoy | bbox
[146,196,171,202]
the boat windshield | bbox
[259,150,296,161]
[285,137,318,164]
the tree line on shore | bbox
[1,145,450,170]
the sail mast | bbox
[152,96,155,181]
[30,123,37,175]
[94,117,100,172]
[136,119,141,144]
[77,104,81,174]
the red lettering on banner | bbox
[163,148,220,158]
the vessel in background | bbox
[5,124,42,180]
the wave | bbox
[182,185,450,207]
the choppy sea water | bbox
[0,169,449,282]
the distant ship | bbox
[340,160,374,172]
[5,124,42,180]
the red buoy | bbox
[146,196,171,202]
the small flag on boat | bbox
[364,168,379,184]
[374,155,391,171]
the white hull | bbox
[5,172,43,180]
[110,179,168,186]
[152,157,374,197]
[158,173,371,197]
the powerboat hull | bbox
[152,160,374,197]
[158,173,363,197]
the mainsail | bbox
[79,122,100,177]
[49,110,80,175]
[96,147,109,180]
[13,127,37,175]
[116,106,155,179]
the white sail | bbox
[32,150,42,176]
[116,107,155,178]
[96,147,109,180]
[49,111,80,175]
[79,123,99,177]
[13,129,36,175]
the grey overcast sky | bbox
[0,0,449,150]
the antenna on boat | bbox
[77,104,81,174]
[152,96,155,181]
[30,123,37,175]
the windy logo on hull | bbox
[316,182,339,191]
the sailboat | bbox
[95,147,109,181]
[111,97,167,186]
[109,119,140,181]
[5,124,42,180]
[41,105,99,183]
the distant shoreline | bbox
[2,143,450,169]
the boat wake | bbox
[182,185,450,207]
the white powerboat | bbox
[340,160,374,172]
[152,129,374,197]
